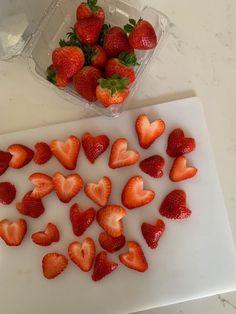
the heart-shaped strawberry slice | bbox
[82,132,109,164]
[8,144,34,169]
[29,173,54,199]
[42,253,68,279]
[84,176,112,206]
[92,251,118,281]
[0,151,12,175]
[16,191,45,218]
[169,156,198,182]
[98,232,126,253]
[166,128,196,158]
[0,219,27,246]
[139,155,165,178]
[70,203,96,236]
[159,189,191,219]
[135,114,165,149]
[141,219,165,249]
[119,241,148,272]
[31,223,60,246]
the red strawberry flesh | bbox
[0,182,16,205]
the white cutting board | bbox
[0,97,236,314]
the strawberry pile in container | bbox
[46,0,158,108]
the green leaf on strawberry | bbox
[98,75,129,95]
[59,28,83,49]
[118,52,139,67]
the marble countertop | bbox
[1,0,236,313]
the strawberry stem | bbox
[87,0,101,13]
[98,75,129,95]
[46,65,56,85]
[59,28,83,49]
[118,52,139,67]
[98,24,111,46]
[124,18,137,33]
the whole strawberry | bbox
[124,18,157,50]
[103,26,134,57]
[46,65,69,87]
[105,52,138,85]
[73,66,102,102]
[76,0,105,23]
[75,16,103,46]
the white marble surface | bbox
[0,0,236,313]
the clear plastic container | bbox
[1,0,170,117]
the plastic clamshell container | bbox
[0,0,170,117]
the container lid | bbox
[0,0,52,60]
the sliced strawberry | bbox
[96,205,126,238]
[119,241,148,272]
[139,155,165,178]
[169,156,198,182]
[82,132,110,164]
[84,176,112,206]
[122,176,155,209]
[31,223,59,246]
[0,219,27,246]
[92,251,118,281]
[42,252,68,279]
[0,151,12,175]
[98,232,125,253]
[29,173,54,199]
[50,135,80,170]
[33,142,52,165]
[166,128,196,158]
[7,144,34,169]
[0,182,16,205]
[70,203,96,236]
[52,172,83,203]
[159,189,191,219]
[141,219,165,249]
[68,238,95,272]
[16,191,45,218]
[135,114,165,149]
[108,138,139,169]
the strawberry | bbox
[50,135,80,170]
[108,138,139,169]
[73,66,102,102]
[52,46,84,80]
[139,155,165,178]
[70,203,96,236]
[33,142,52,165]
[0,182,16,205]
[122,176,155,209]
[84,176,112,206]
[103,26,133,57]
[96,205,126,238]
[135,114,165,149]
[159,189,191,219]
[76,0,105,23]
[29,173,54,199]
[7,144,34,169]
[31,223,59,246]
[82,132,110,164]
[42,253,68,279]
[124,19,157,50]
[105,52,138,85]
[169,156,198,182]
[68,238,96,272]
[52,172,83,203]
[16,191,45,218]
[96,76,129,107]
[141,219,165,249]
[166,128,196,158]
[119,241,148,272]
[92,251,118,281]
[46,64,69,88]
[0,219,27,246]
[91,45,107,68]
[98,232,125,253]
[0,151,12,175]
[75,16,103,46]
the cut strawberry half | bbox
[122,176,155,209]
[108,138,139,169]
[169,156,198,182]
[70,203,96,236]
[42,253,68,279]
[7,144,34,169]
[92,251,118,281]
[33,142,52,165]
[159,189,191,219]
[68,238,96,272]
[166,128,196,158]
[84,176,112,206]
[96,205,126,238]
[141,219,165,249]
[29,173,54,199]
[0,151,12,175]
[139,155,165,178]
[135,114,165,149]
[52,172,83,203]
[0,182,16,205]
[16,191,45,218]
[82,132,110,164]
[31,223,59,246]
[119,241,148,272]
[0,219,27,246]
[98,232,126,253]
[50,135,80,170]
